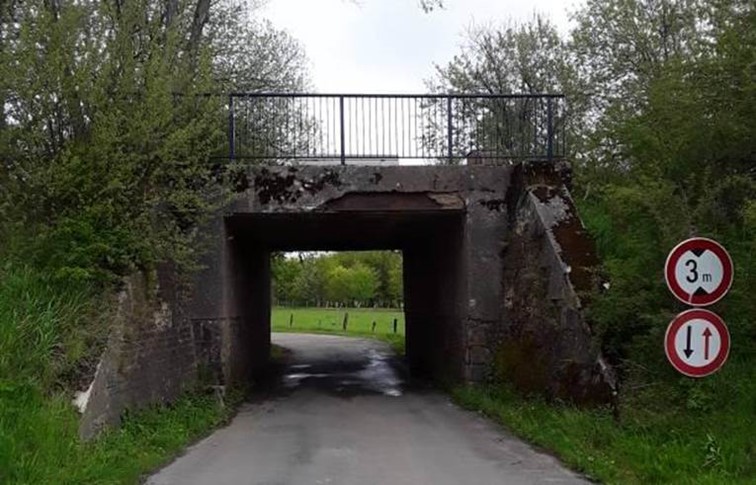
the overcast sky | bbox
[258,0,580,93]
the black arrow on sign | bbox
[703,327,712,360]
[684,325,694,358]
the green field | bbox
[271,307,406,353]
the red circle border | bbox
[664,238,733,306]
[664,309,730,378]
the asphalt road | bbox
[147,333,589,485]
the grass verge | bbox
[452,358,755,484]
[0,265,241,484]
[1,387,239,484]
[271,306,406,354]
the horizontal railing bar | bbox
[225,154,552,160]
[210,155,559,160]
[227,92,565,99]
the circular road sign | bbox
[665,309,730,378]
[665,237,733,306]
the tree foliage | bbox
[272,252,403,308]
[428,14,570,95]
[425,15,577,163]
[0,0,308,283]
[580,1,756,371]
[428,2,756,378]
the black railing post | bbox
[546,97,554,161]
[228,95,235,161]
[339,95,346,165]
[446,95,453,163]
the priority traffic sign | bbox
[664,237,733,306]
[664,309,730,378]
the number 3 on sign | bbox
[665,238,733,307]
[684,259,703,283]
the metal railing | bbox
[227,93,565,164]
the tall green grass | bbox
[454,358,755,484]
[1,386,236,484]
[0,265,97,387]
[0,265,236,484]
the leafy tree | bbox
[428,14,569,95]
[565,0,750,175]
[211,13,309,93]
[0,0,308,282]
[335,251,402,306]
[272,251,402,308]
[288,254,328,306]
[348,264,380,305]
[427,1,756,376]
[387,257,404,307]
[271,254,302,305]
[571,0,756,369]
[323,265,347,304]
[324,263,378,307]
[570,0,707,118]
[361,251,403,306]
[425,15,574,162]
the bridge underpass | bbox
[168,162,616,394]
[195,165,502,390]
[143,162,607,485]
[226,195,466,381]
[76,93,617,440]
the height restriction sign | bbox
[664,237,733,306]
[665,309,730,378]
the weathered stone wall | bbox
[78,265,199,440]
[496,163,617,402]
[79,162,617,439]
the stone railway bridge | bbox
[78,94,617,438]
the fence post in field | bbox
[372,321,376,333]
[343,313,349,331]
[289,313,294,328]
[393,318,398,334]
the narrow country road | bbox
[147,333,589,485]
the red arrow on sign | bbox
[665,309,730,378]
[703,327,712,360]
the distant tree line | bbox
[272,251,403,308]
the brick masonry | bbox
[79,266,200,439]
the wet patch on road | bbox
[274,337,406,399]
